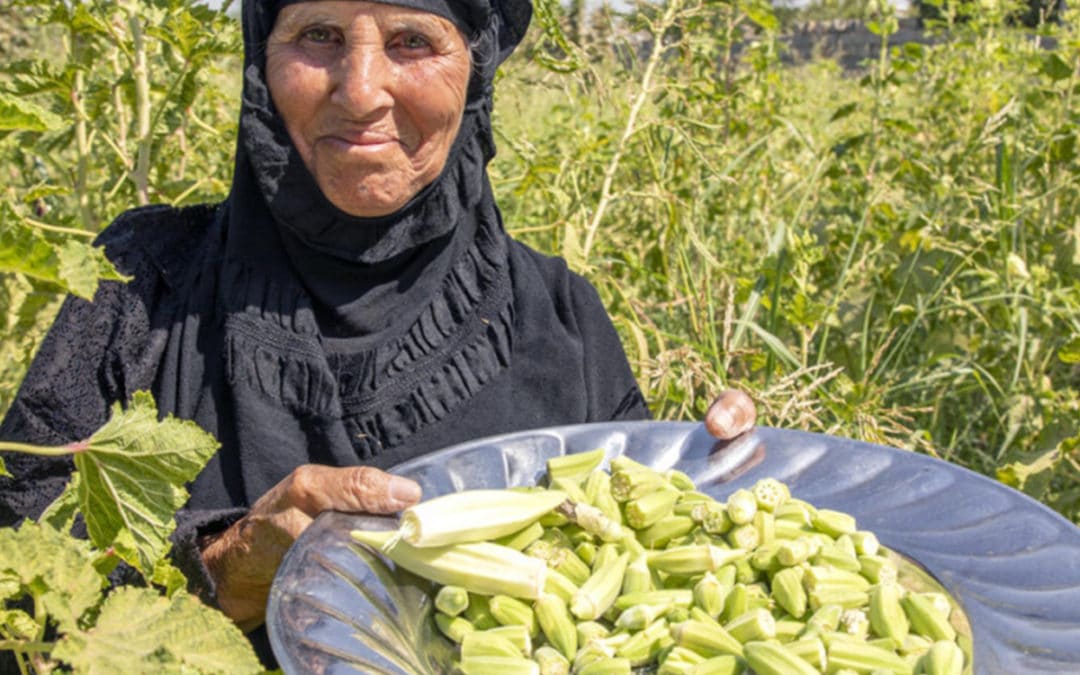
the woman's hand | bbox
[200,464,422,632]
[704,389,757,440]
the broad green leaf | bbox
[739,0,779,32]
[39,471,81,533]
[0,520,106,633]
[1059,335,1080,364]
[74,391,220,576]
[830,102,858,123]
[0,572,18,602]
[151,558,189,598]
[0,92,63,132]
[1041,53,1073,82]
[0,203,126,301]
[997,446,1060,500]
[0,608,39,640]
[57,239,130,300]
[52,587,262,675]
[0,202,60,284]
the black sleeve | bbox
[567,274,652,422]
[0,211,240,612]
[0,286,129,527]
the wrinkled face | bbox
[266,1,472,217]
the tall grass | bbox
[492,1,1080,521]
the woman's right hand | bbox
[200,464,422,632]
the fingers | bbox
[704,389,757,440]
[280,464,423,517]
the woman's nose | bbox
[330,44,395,117]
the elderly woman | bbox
[0,0,753,664]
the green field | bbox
[1,0,1078,524]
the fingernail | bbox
[389,476,422,506]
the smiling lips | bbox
[324,129,401,150]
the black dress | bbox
[0,0,649,665]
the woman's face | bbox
[266,1,471,217]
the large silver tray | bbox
[267,423,1080,674]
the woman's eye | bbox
[397,33,431,51]
[300,27,336,44]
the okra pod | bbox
[435,584,470,617]
[685,654,742,675]
[670,618,744,658]
[750,477,791,512]
[436,612,476,643]
[869,583,910,642]
[576,656,632,675]
[637,515,696,549]
[571,551,630,620]
[534,593,577,660]
[546,448,607,485]
[920,639,965,675]
[489,594,539,637]
[826,637,911,674]
[615,589,694,611]
[459,655,540,675]
[901,594,956,642]
[725,489,758,525]
[771,566,808,619]
[692,571,728,620]
[531,645,570,675]
[723,608,776,643]
[460,630,522,659]
[743,640,820,675]
[647,544,746,575]
[811,509,857,538]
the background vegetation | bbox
[1,0,1077,533]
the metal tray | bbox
[266,422,1080,674]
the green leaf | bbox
[150,559,189,598]
[997,446,1060,501]
[1041,53,1073,82]
[39,472,81,533]
[0,455,9,478]
[0,608,39,640]
[0,203,127,300]
[0,92,63,132]
[52,587,262,675]
[829,102,858,122]
[0,201,60,283]
[0,572,18,602]
[74,391,220,576]
[57,239,129,300]
[0,520,106,633]
[1059,335,1080,364]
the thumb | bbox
[705,389,757,440]
[337,466,423,515]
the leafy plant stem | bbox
[22,218,96,238]
[128,4,152,206]
[580,0,680,261]
[70,35,93,231]
[0,641,54,654]
[0,440,82,456]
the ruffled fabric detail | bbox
[216,181,513,458]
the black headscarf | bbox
[232,0,531,332]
